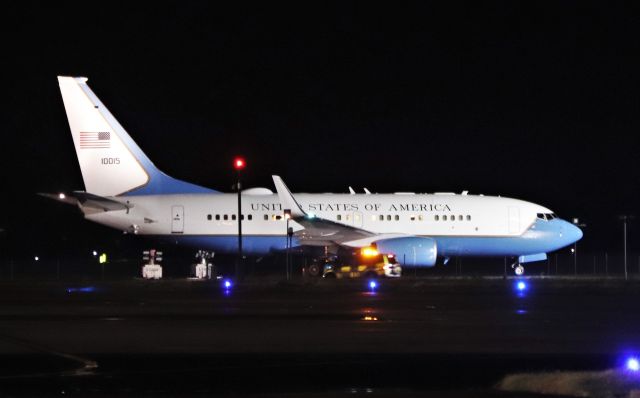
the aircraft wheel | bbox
[307,263,322,277]
[515,265,525,276]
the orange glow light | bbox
[361,247,379,257]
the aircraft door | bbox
[171,205,184,233]
[508,207,520,234]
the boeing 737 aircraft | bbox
[45,76,583,275]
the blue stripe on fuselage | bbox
[154,235,295,255]
[122,174,216,195]
[150,219,581,257]
[435,219,580,257]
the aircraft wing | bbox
[39,191,133,212]
[272,175,378,246]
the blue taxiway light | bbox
[223,280,232,289]
[66,286,96,293]
[516,281,527,291]
[369,280,377,290]
[627,357,640,372]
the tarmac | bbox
[0,276,639,396]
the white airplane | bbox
[45,76,583,275]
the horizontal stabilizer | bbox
[39,192,132,212]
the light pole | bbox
[234,157,246,280]
[619,215,634,281]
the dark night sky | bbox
[2,2,640,254]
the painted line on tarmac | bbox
[0,332,98,378]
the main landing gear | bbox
[511,263,525,276]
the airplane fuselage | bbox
[86,192,581,258]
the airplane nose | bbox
[564,221,583,244]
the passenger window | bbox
[264,214,268,221]
[232,214,237,221]
[418,215,423,221]
[248,215,252,221]
[337,214,342,221]
[380,215,384,221]
[458,215,463,221]
[224,215,228,221]
[387,215,391,221]
[466,215,471,221]
[394,215,399,221]
[435,215,439,221]
[410,216,416,221]
[276,215,282,220]
[207,214,212,221]
[216,215,220,221]
[451,215,455,221]
[443,215,447,221]
[346,215,351,221]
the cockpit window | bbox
[537,213,557,221]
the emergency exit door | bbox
[171,205,184,233]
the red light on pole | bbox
[233,156,246,280]
[234,157,246,170]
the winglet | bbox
[348,186,355,195]
[272,176,306,218]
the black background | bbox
[2,1,640,258]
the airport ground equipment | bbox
[142,249,163,279]
[192,250,215,279]
[322,248,401,279]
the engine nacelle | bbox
[374,237,438,267]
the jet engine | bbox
[374,237,438,267]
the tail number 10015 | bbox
[101,157,120,165]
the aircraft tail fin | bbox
[57,76,216,196]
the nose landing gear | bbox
[511,263,525,276]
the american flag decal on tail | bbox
[79,132,111,149]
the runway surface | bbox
[0,277,639,396]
